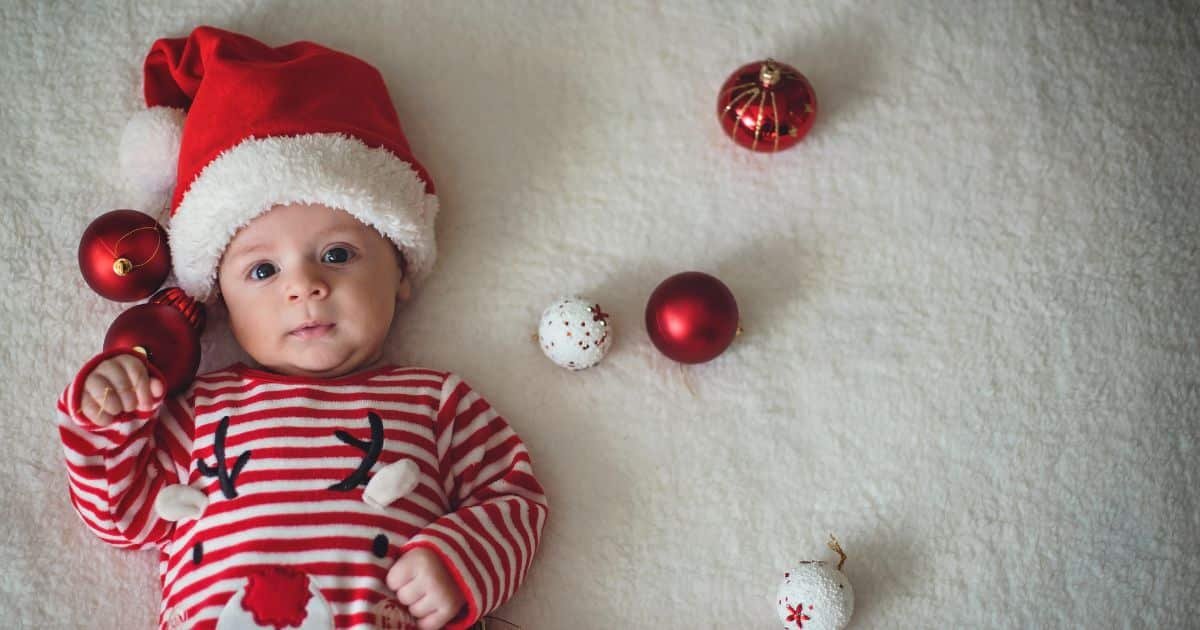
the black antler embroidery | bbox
[328,411,384,491]
[196,416,252,499]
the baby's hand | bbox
[79,353,164,426]
[386,547,466,630]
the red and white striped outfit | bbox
[55,349,548,630]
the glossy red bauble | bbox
[150,287,207,334]
[78,209,171,301]
[645,271,740,364]
[717,58,817,152]
[103,302,201,395]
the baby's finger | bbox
[123,359,158,410]
[114,353,157,411]
[82,371,113,405]
[80,398,110,426]
[386,559,415,592]
[406,593,438,619]
[394,578,425,607]
[81,378,118,426]
[93,360,139,413]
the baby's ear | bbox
[396,276,412,302]
[391,245,412,302]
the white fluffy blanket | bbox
[2,1,1197,628]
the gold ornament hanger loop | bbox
[103,225,164,276]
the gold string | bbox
[155,199,172,225]
[97,202,171,271]
[668,321,744,398]
[827,534,847,571]
[97,386,113,417]
[106,225,164,270]
[678,362,697,398]
[95,384,139,418]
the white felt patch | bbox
[154,484,208,522]
[363,459,421,509]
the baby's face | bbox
[216,203,411,378]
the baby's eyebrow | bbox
[226,227,364,261]
[226,241,271,260]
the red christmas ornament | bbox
[104,301,201,395]
[150,287,207,334]
[645,271,740,364]
[78,209,171,301]
[717,58,817,152]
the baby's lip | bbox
[290,320,335,336]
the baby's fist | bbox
[80,353,164,426]
[386,547,465,630]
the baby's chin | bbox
[261,346,383,379]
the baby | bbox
[54,26,547,630]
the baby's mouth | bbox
[290,322,335,339]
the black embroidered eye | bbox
[249,262,277,280]
[323,247,352,264]
[372,534,389,558]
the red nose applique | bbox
[241,566,313,627]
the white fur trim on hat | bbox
[168,133,439,302]
[119,106,185,194]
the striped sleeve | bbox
[54,348,193,550]
[399,373,549,629]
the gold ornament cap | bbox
[113,257,134,276]
[759,59,782,88]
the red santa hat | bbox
[118,26,438,302]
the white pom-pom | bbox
[119,106,185,194]
[154,484,208,521]
[363,459,420,509]
[538,296,613,370]
[776,537,854,630]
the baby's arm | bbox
[388,373,549,630]
[54,349,192,549]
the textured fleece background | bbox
[1,1,1198,628]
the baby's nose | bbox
[287,267,329,301]
[289,283,328,301]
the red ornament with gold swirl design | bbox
[716,59,817,152]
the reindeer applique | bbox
[154,410,423,630]
[155,410,420,519]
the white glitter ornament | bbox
[537,297,612,370]
[776,536,854,630]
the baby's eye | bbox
[323,246,354,264]
[249,262,277,280]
